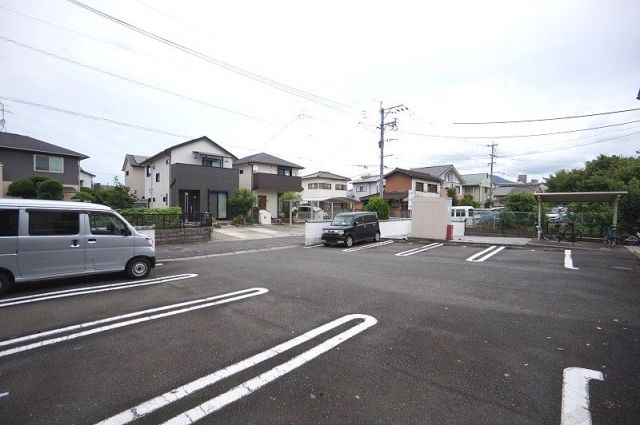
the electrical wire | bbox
[452,107,640,125]
[400,119,640,140]
[1,95,190,138]
[66,0,362,115]
[0,35,278,126]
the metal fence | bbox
[121,213,212,229]
[466,210,615,238]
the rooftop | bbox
[235,152,303,169]
[385,168,442,182]
[0,132,88,159]
[301,171,350,181]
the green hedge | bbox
[118,207,183,228]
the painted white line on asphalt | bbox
[564,250,579,270]
[162,245,297,262]
[395,243,443,257]
[465,246,505,262]
[0,287,268,358]
[0,392,8,399]
[97,314,377,425]
[342,240,394,252]
[156,263,164,266]
[0,274,198,308]
[561,367,603,425]
[303,244,323,249]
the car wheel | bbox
[345,235,354,247]
[374,232,380,242]
[126,258,151,279]
[0,272,13,296]
[323,243,330,247]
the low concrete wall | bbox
[304,219,412,246]
[452,221,465,237]
[410,197,452,239]
[155,227,211,245]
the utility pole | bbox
[488,142,497,207]
[377,102,408,195]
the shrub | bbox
[7,178,38,198]
[503,192,537,212]
[365,196,389,220]
[36,179,64,200]
[446,187,458,206]
[230,188,257,223]
[118,207,183,228]
[281,191,301,218]
[458,193,480,208]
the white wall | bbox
[252,163,299,175]
[256,190,279,217]
[144,154,171,208]
[124,163,145,198]
[410,197,451,239]
[304,219,411,246]
[171,139,233,168]
[301,177,348,200]
[237,164,252,189]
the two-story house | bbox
[0,132,88,199]
[79,168,95,189]
[301,171,353,213]
[360,168,442,217]
[135,136,239,219]
[234,152,303,219]
[122,154,148,198]
[349,174,380,202]
[411,164,465,197]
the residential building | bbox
[461,173,493,206]
[360,168,442,217]
[122,154,148,198]
[349,174,380,201]
[79,168,95,189]
[494,182,544,205]
[300,171,355,214]
[411,164,464,196]
[137,136,238,219]
[234,152,304,218]
[0,132,88,200]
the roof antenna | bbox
[0,103,6,132]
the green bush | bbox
[503,192,536,212]
[230,188,256,224]
[365,196,389,220]
[7,178,38,198]
[458,193,480,208]
[281,191,301,218]
[118,207,183,228]
[446,187,458,206]
[36,179,64,200]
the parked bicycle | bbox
[605,225,640,246]
[537,222,582,242]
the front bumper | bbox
[321,234,346,245]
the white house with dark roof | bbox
[0,132,88,199]
[301,171,350,202]
[411,164,465,196]
[234,152,304,218]
[122,154,148,198]
[349,174,380,201]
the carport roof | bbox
[533,191,627,203]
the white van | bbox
[0,199,156,295]
[450,206,474,224]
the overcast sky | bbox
[1,0,639,184]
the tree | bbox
[365,196,389,220]
[446,187,459,206]
[72,187,97,202]
[281,191,301,218]
[458,193,480,208]
[229,188,257,224]
[7,178,38,198]
[36,179,64,200]
[99,185,137,209]
[503,192,536,212]
[545,155,640,228]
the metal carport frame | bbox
[533,191,628,239]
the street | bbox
[0,240,638,424]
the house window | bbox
[427,184,438,193]
[155,173,160,182]
[125,170,130,176]
[162,195,167,203]
[415,182,424,192]
[335,184,347,190]
[278,167,292,176]
[166,159,170,164]
[34,155,63,173]
[357,185,366,192]
[239,169,244,174]
[152,197,156,202]
[202,156,222,168]
[320,183,331,190]
[308,183,319,189]
[146,166,151,177]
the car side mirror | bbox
[353,221,359,226]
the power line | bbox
[66,0,361,114]
[1,95,190,138]
[0,35,277,126]
[401,119,640,140]
[452,107,640,125]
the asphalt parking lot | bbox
[0,240,638,424]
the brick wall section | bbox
[155,227,211,245]
[385,173,412,192]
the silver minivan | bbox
[0,199,156,295]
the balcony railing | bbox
[252,173,302,192]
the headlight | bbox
[146,237,153,246]
[336,230,344,235]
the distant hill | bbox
[492,175,514,185]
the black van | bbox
[321,212,380,247]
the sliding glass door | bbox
[208,191,228,219]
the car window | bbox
[28,210,79,235]
[331,215,353,226]
[89,212,127,235]
[0,209,19,236]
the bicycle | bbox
[539,222,582,242]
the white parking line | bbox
[303,244,324,249]
[564,250,579,270]
[97,314,376,425]
[0,287,268,358]
[0,392,8,399]
[0,274,198,308]
[465,245,505,262]
[395,243,443,257]
[342,240,394,252]
[561,367,603,425]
